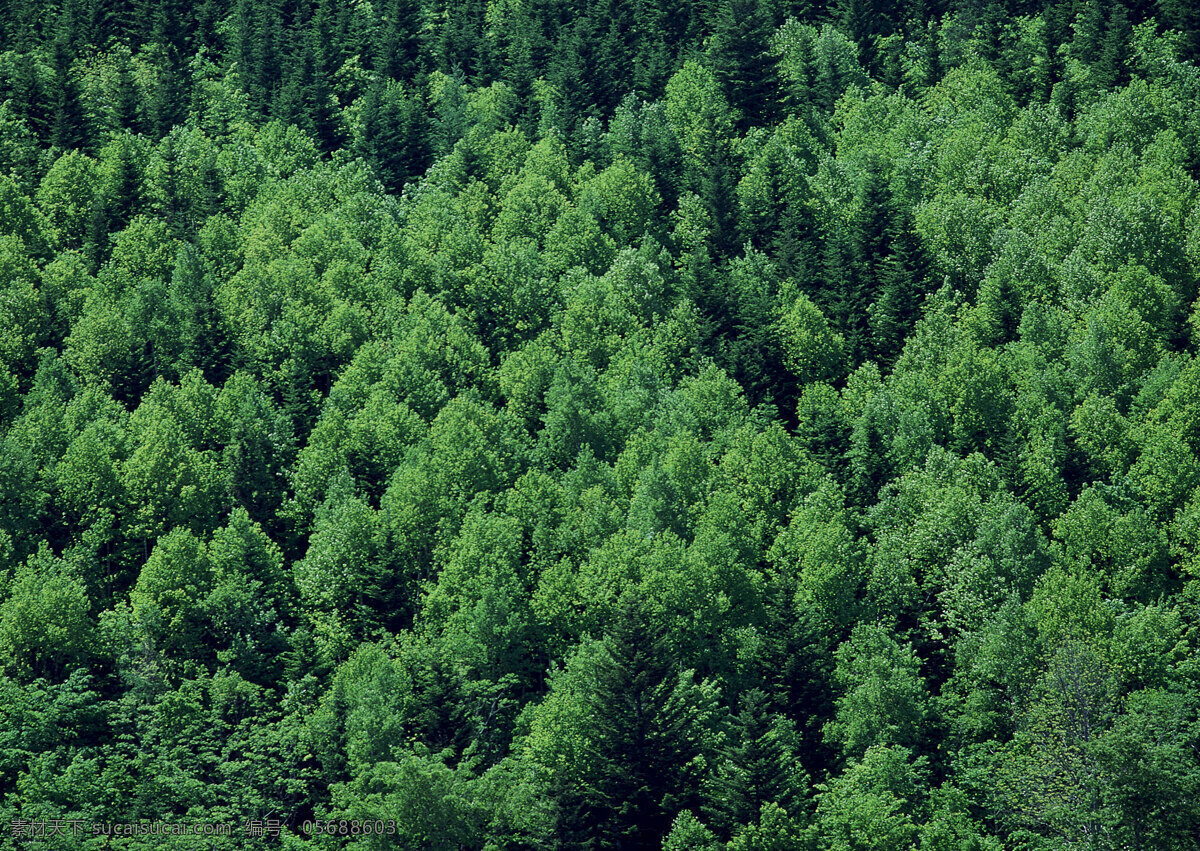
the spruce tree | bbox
[569,591,712,848]
[6,52,50,145]
[355,81,430,193]
[704,689,809,838]
[1095,1,1131,90]
[1070,0,1107,65]
[86,134,141,267]
[549,18,597,140]
[834,0,900,73]
[1158,0,1200,62]
[820,220,867,364]
[707,0,783,130]
[854,162,894,363]
[48,37,88,151]
[868,213,929,369]
[433,0,490,78]
[631,0,672,99]
[375,0,422,80]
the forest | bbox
[1,0,1199,847]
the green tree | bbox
[530,592,721,848]
[37,151,101,253]
[707,0,784,130]
[0,546,93,680]
[294,484,395,662]
[777,292,847,386]
[663,60,739,255]
[353,79,430,194]
[736,118,820,278]
[420,505,537,687]
[205,509,294,683]
[991,638,1121,849]
[704,689,810,838]
[128,526,213,660]
[812,745,928,851]
[825,623,930,761]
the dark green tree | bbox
[704,689,810,838]
[557,592,718,848]
[375,0,422,80]
[707,0,784,130]
[353,80,430,193]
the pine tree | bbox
[244,0,285,118]
[193,0,225,56]
[142,0,189,138]
[95,0,145,47]
[53,0,95,56]
[1158,0,1200,62]
[432,0,490,78]
[87,134,142,267]
[48,36,88,151]
[702,155,740,262]
[301,33,343,151]
[375,0,422,80]
[706,0,783,130]
[549,18,598,140]
[855,161,891,272]
[6,52,50,145]
[355,81,431,193]
[1068,0,1106,65]
[868,211,929,368]
[631,0,672,99]
[429,69,470,158]
[593,11,631,116]
[1095,1,1131,90]
[704,689,809,838]
[821,220,867,365]
[1,0,46,49]
[100,55,143,136]
[853,162,893,363]
[834,0,900,73]
[568,592,713,848]
[146,48,187,139]
[607,97,684,209]
[169,243,226,380]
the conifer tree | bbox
[869,208,929,368]
[86,134,142,267]
[5,52,50,145]
[169,242,231,383]
[355,80,430,193]
[1158,0,1200,62]
[1095,1,1132,90]
[820,220,867,363]
[565,591,715,848]
[48,41,88,151]
[707,0,783,130]
[433,0,491,78]
[704,689,810,838]
[835,0,900,72]
[375,0,422,81]
[631,0,672,99]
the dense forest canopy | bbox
[2,0,1200,847]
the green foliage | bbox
[4,4,1200,847]
[704,688,810,837]
[813,745,928,851]
[0,546,93,679]
[777,292,847,384]
[528,593,722,848]
[826,623,929,760]
[294,488,389,662]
